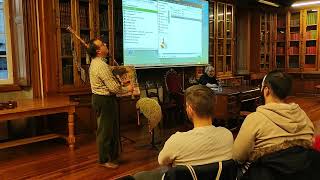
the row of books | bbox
[100,9,108,30]
[277,32,317,40]
[277,47,285,54]
[277,18,286,27]
[290,19,300,27]
[61,33,72,56]
[260,57,270,63]
[276,59,285,68]
[277,33,286,41]
[306,46,317,54]
[306,30,317,40]
[276,47,317,55]
[289,59,299,68]
[290,33,300,40]
[307,12,317,25]
[79,5,89,29]
[59,2,71,28]
[62,65,74,85]
[80,34,90,57]
[288,47,299,54]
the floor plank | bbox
[0,121,188,180]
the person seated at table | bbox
[198,65,218,88]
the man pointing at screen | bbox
[87,38,133,169]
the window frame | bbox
[0,0,14,86]
[0,0,30,92]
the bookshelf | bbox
[287,11,301,71]
[303,9,318,70]
[214,2,234,77]
[209,1,215,67]
[276,13,286,69]
[259,13,275,72]
[207,1,234,77]
[57,0,74,86]
[55,0,113,93]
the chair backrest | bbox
[163,160,237,180]
[145,81,161,103]
[165,69,183,94]
[246,146,320,180]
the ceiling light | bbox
[292,1,320,7]
[258,0,280,7]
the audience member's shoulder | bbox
[215,126,233,135]
[243,111,268,124]
[168,131,184,139]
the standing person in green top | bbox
[87,38,133,169]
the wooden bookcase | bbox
[275,13,287,70]
[302,9,319,71]
[209,1,234,77]
[55,0,113,93]
[287,10,302,72]
[259,13,276,72]
[274,8,320,73]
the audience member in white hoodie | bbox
[233,70,314,163]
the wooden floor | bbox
[0,121,189,180]
[0,96,319,180]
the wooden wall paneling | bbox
[12,0,31,87]
[250,11,260,72]
[301,9,305,71]
[230,4,235,75]
[73,0,81,89]
[108,0,115,65]
[318,7,320,71]
[236,9,250,75]
[286,11,290,71]
[25,0,41,98]
[39,0,59,96]
[8,0,18,86]
[54,0,63,92]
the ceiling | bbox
[237,0,299,8]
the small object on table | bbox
[0,101,17,110]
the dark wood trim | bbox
[25,0,42,98]
[0,84,22,92]
[10,0,32,87]
[38,0,59,96]
[8,0,18,86]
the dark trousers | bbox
[92,94,119,164]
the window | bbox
[0,0,13,85]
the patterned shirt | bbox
[158,125,234,166]
[89,57,128,96]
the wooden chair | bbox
[144,81,177,128]
[164,69,185,126]
[315,85,320,95]
[136,97,162,150]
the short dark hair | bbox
[87,39,99,58]
[264,70,292,99]
[185,85,215,118]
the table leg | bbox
[68,112,75,150]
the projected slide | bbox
[122,0,209,67]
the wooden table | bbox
[212,86,261,121]
[0,96,77,150]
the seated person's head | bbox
[205,65,215,78]
[261,70,292,104]
[185,85,214,123]
[87,38,109,58]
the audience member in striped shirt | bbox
[134,85,234,179]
